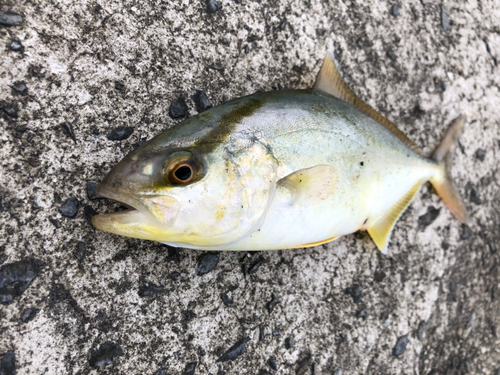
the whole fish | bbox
[92,52,467,253]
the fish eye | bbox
[164,156,201,185]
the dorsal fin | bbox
[314,51,424,156]
[367,179,425,254]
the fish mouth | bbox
[91,184,170,241]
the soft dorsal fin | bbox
[278,165,336,205]
[314,51,424,156]
[367,179,425,254]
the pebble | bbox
[28,157,39,167]
[220,37,230,45]
[215,337,250,363]
[417,321,425,340]
[475,148,486,161]
[114,80,126,92]
[61,122,77,143]
[460,224,472,240]
[107,127,134,141]
[374,270,386,282]
[0,12,23,26]
[169,97,189,119]
[258,370,272,375]
[440,6,450,32]
[391,4,399,17]
[195,252,219,276]
[10,40,23,52]
[21,307,40,323]
[9,81,28,95]
[89,341,124,368]
[221,292,233,306]
[83,205,97,225]
[488,240,497,254]
[168,271,181,280]
[183,362,197,375]
[0,101,18,118]
[86,181,101,200]
[207,0,222,13]
[268,357,278,370]
[248,257,264,274]
[284,337,293,349]
[266,294,279,313]
[356,310,368,319]
[392,335,409,356]
[59,198,79,218]
[138,282,165,297]
[49,217,62,229]
[272,328,280,336]
[469,188,481,205]
[345,284,362,303]
[191,90,212,113]
[74,241,89,263]
[386,49,397,61]
[0,351,15,375]
[0,259,39,304]
[155,369,168,375]
[417,206,440,228]
[259,323,264,341]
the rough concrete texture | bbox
[0,0,499,374]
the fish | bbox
[92,51,467,253]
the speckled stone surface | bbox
[1,0,499,374]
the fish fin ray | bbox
[278,165,336,205]
[367,179,425,253]
[314,50,424,156]
[291,236,341,249]
[430,116,468,223]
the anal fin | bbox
[367,179,425,254]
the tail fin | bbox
[429,116,468,223]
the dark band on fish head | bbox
[194,98,265,153]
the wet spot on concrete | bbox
[215,337,250,363]
[0,259,39,304]
[169,97,188,119]
[89,341,124,368]
[21,307,40,323]
[393,335,409,356]
[107,127,134,141]
[59,198,79,218]
[195,252,219,276]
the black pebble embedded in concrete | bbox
[0,12,23,26]
[272,328,280,336]
[460,224,472,240]
[10,40,23,52]
[268,357,277,370]
[392,335,409,356]
[356,310,368,319]
[440,6,450,32]
[74,241,89,263]
[417,321,425,341]
[21,307,40,323]
[114,80,126,92]
[345,284,362,303]
[195,252,219,276]
[106,127,134,141]
[207,0,222,13]
[61,122,77,143]
[266,294,278,313]
[475,148,486,161]
[89,341,124,368]
[138,282,165,297]
[169,97,189,119]
[374,270,386,282]
[59,198,79,218]
[166,246,180,262]
[86,181,101,200]
[417,206,440,228]
[0,260,39,304]
[391,4,399,17]
[83,205,97,226]
[259,323,264,341]
[469,188,481,205]
[0,101,19,118]
[215,337,250,363]
[9,81,28,95]
[191,90,212,113]
[284,337,293,349]
[0,351,15,375]
[248,257,264,274]
[221,292,233,306]
[220,37,230,45]
[155,369,168,375]
[183,361,197,375]
[49,217,62,229]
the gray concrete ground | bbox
[1,0,499,374]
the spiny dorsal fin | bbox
[367,179,425,254]
[278,165,336,205]
[314,51,424,156]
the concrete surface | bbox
[1,0,499,374]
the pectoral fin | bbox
[278,165,336,205]
[314,50,424,156]
[367,180,425,253]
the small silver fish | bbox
[92,52,467,253]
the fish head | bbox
[92,117,278,248]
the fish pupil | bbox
[174,166,192,181]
